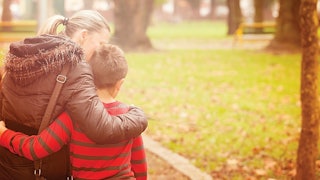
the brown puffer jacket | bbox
[0,34,147,179]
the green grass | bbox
[147,20,227,40]
[119,49,301,178]
[116,20,304,179]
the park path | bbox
[144,135,212,180]
[152,35,273,51]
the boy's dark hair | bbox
[89,43,128,88]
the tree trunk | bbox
[209,0,216,19]
[226,0,242,35]
[267,0,301,50]
[296,0,319,179]
[112,0,153,50]
[2,0,12,21]
[254,0,264,33]
[254,0,264,22]
[263,0,274,21]
[83,0,94,9]
[173,0,179,16]
[185,0,201,19]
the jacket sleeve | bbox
[65,63,148,144]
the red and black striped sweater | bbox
[0,101,147,179]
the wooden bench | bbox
[0,21,37,42]
[234,22,276,45]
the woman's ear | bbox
[72,29,88,45]
[79,29,88,45]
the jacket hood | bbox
[5,34,84,86]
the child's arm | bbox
[131,135,147,180]
[0,112,72,160]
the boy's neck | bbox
[97,89,116,104]
[99,96,116,104]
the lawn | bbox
[117,20,304,179]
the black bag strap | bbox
[34,64,70,180]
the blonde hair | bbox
[37,10,111,36]
[89,43,128,89]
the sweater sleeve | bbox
[131,135,147,180]
[0,113,72,160]
[65,63,148,144]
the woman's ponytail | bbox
[37,15,65,35]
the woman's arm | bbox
[0,113,72,160]
[65,63,148,144]
[0,121,7,136]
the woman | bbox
[0,10,147,179]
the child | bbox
[0,43,147,180]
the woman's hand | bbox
[0,121,7,136]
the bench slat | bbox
[234,22,275,45]
[0,21,37,27]
[0,21,37,42]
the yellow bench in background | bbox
[234,22,276,45]
[0,20,37,42]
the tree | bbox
[267,0,301,50]
[83,0,94,9]
[263,0,276,21]
[253,0,264,33]
[226,0,242,35]
[254,0,264,23]
[112,0,153,50]
[209,0,216,19]
[296,0,319,179]
[2,0,12,21]
[185,0,201,19]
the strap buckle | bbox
[34,169,42,176]
[56,75,67,83]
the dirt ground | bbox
[146,150,190,180]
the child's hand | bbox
[0,121,7,136]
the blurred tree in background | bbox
[185,0,201,18]
[226,0,241,35]
[83,0,93,9]
[1,0,12,21]
[253,0,263,22]
[253,0,275,23]
[268,0,301,49]
[253,0,264,33]
[112,0,154,50]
